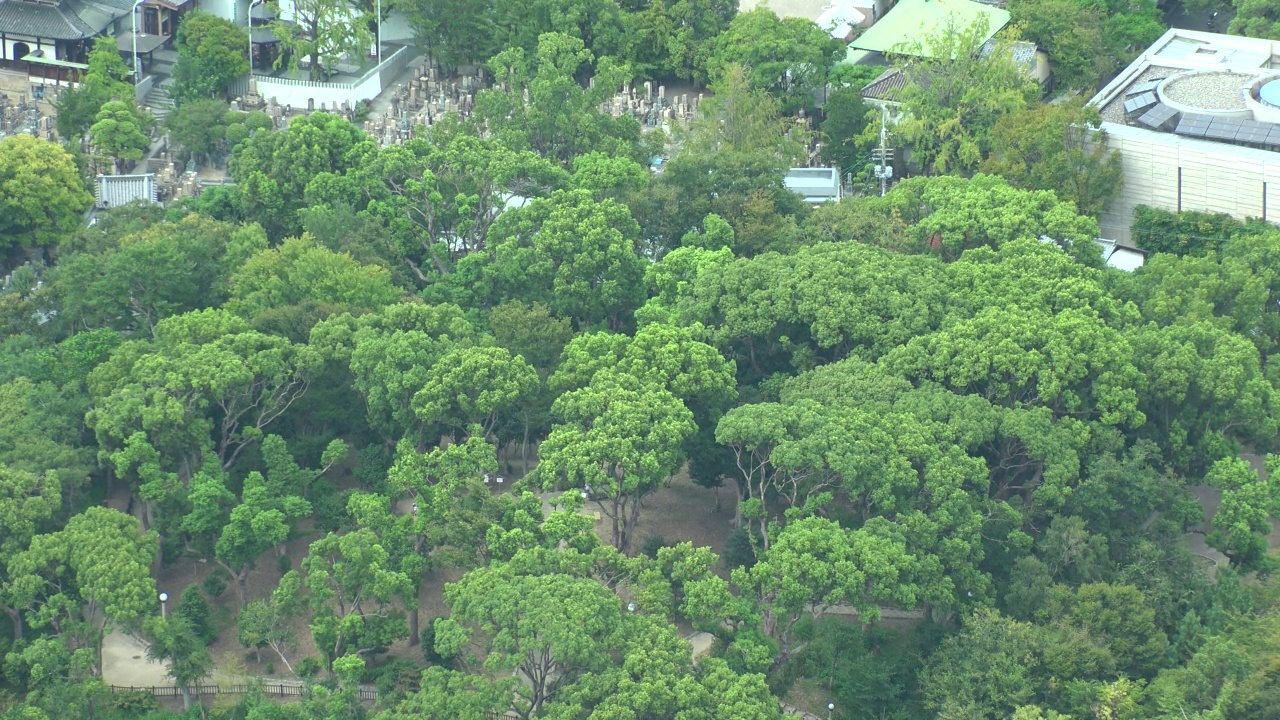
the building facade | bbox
[1089,29,1280,242]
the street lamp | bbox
[375,0,381,64]
[159,592,169,620]
[627,602,636,613]
[827,702,835,719]
[247,0,265,73]
[131,0,146,82]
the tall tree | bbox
[708,8,842,113]
[536,371,695,554]
[143,615,214,710]
[89,100,151,175]
[474,32,651,165]
[893,17,1040,176]
[0,135,93,258]
[8,507,158,673]
[272,0,372,81]
[170,11,250,102]
[982,100,1123,217]
[54,36,134,140]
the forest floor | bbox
[101,451,1280,715]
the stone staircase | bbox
[144,77,175,120]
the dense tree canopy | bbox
[7,7,1280,720]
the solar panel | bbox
[1123,91,1158,115]
[1136,103,1180,130]
[1175,113,1213,137]
[1127,79,1166,96]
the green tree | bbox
[0,135,93,256]
[411,345,538,441]
[293,527,416,671]
[893,17,1040,176]
[480,188,646,328]
[175,584,215,644]
[380,434,498,642]
[164,99,233,165]
[56,214,267,334]
[89,100,151,175]
[55,36,134,140]
[983,99,1123,217]
[536,371,695,554]
[1009,0,1111,91]
[474,32,651,165]
[229,112,373,237]
[436,560,625,717]
[144,615,214,710]
[1205,456,1280,574]
[709,9,842,113]
[884,174,1104,263]
[87,309,322,479]
[171,12,250,102]
[310,302,480,443]
[820,84,873,175]
[0,377,95,499]
[237,591,302,674]
[309,126,567,280]
[1232,0,1280,38]
[272,0,372,81]
[227,234,403,319]
[8,507,158,673]
[0,466,60,640]
[400,0,502,73]
[729,517,918,669]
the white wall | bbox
[253,69,382,107]
[1095,123,1280,242]
[2,35,50,61]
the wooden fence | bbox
[109,683,378,702]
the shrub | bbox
[724,527,760,570]
[176,584,216,643]
[353,443,393,493]
[297,657,322,677]
[641,535,669,560]
[201,568,229,599]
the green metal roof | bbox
[850,0,1010,56]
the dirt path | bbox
[101,630,171,687]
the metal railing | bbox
[109,683,378,701]
[230,44,411,93]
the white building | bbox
[1089,28,1280,242]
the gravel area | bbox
[1162,71,1252,110]
[1100,65,1178,123]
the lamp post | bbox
[131,0,147,82]
[827,702,835,720]
[375,0,381,64]
[247,0,264,73]
[159,592,169,620]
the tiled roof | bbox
[0,0,103,40]
[96,173,158,209]
[860,68,908,102]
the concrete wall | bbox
[1095,123,1280,242]
[251,70,380,107]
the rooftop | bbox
[1090,29,1280,154]
[96,173,157,209]
[0,0,124,40]
[850,0,1010,56]
[784,167,842,203]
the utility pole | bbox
[871,109,893,196]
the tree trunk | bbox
[180,685,192,711]
[408,605,420,646]
[6,607,22,641]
